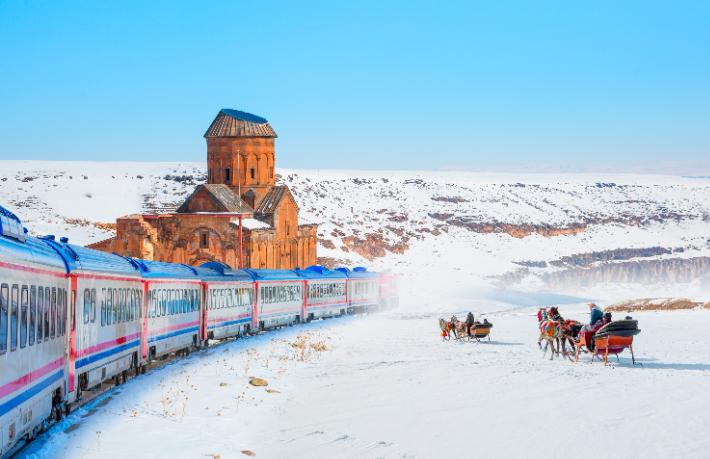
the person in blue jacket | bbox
[589,303,603,325]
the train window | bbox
[126,289,130,321]
[137,290,142,318]
[113,288,119,324]
[63,289,67,335]
[50,287,56,339]
[121,289,127,322]
[117,289,122,323]
[101,289,106,326]
[0,284,7,354]
[44,288,50,340]
[20,286,28,348]
[108,289,115,325]
[148,290,154,318]
[161,289,167,316]
[29,286,36,346]
[11,285,19,351]
[60,289,66,336]
[126,289,131,321]
[84,289,91,324]
[91,289,97,323]
[134,289,138,320]
[37,287,44,341]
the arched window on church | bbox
[200,232,209,249]
[250,168,255,180]
[225,168,231,183]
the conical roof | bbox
[204,109,277,138]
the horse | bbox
[439,318,454,340]
[558,320,583,359]
[538,319,562,360]
[439,318,469,341]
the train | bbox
[0,205,398,457]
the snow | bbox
[23,306,710,458]
[238,218,271,230]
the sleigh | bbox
[471,322,493,342]
[575,320,640,365]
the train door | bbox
[200,282,209,342]
[302,281,309,322]
[67,274,78,398]
[140,282,149,360]
[252,282,259,329]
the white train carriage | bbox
[199,262,254,341]
[245,269,304,330]
[378,272,400,310]
[0,211,68,456]
[338,267,381,314]
[297,266,348,321]
[134,260,202,360]
[44,241,144,400]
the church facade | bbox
[89,109,318,269]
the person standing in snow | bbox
[465,312,475,336]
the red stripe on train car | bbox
[0,260,67,278]
[0,357,65,399]
[76,332,142,358]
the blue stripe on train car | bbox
[208,317,250,329]
[147,326,199,343]
[75,340,141,369]
[0,371,64,417]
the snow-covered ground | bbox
[24,305,710,458]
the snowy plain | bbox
[22,306,710,459]
[2,161,710,458]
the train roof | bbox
[242,268,302,281]
[198,262,254,282]
[43,239,142,277]
[129,258,202,280]
[335,266,379,279]
[294,265,347,279]
[0,234,69,273]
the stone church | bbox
[89,109,318,269]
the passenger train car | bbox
[0,204,397,458]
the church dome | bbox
[204,108,277,138]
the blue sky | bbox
[0,1,708,172]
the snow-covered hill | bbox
[2,160,709,305]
